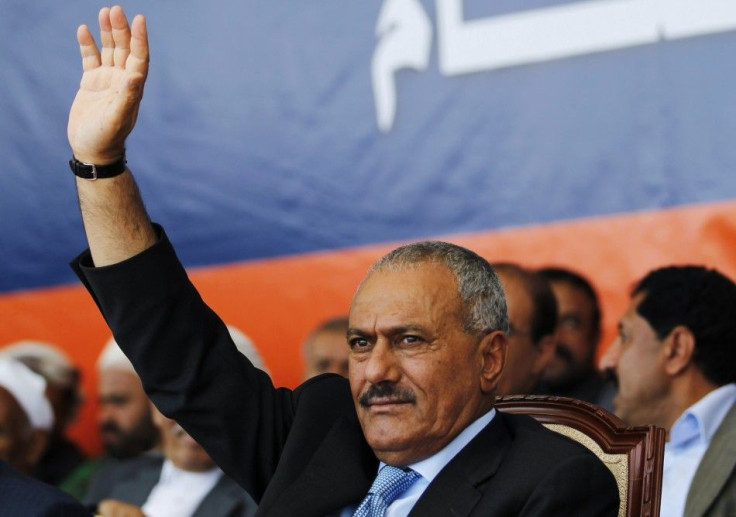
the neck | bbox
[662,370,719,437]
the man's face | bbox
[348,263,501,466]
[496,273,552,395]
[0,388,35,472]
[542,281,598,388]
[599,294,669,427]
[304,329,350,380]
[97,369,157,459]
[151,405,215,472]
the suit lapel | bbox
[192,476,239,517]
[409,414,511,517]
[108,459,163,507]
[259,415,377,516]
[685,401,736,517]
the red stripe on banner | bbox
[1,199,735,455]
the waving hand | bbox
[68,6,148,164]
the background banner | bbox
[2,0,736,453]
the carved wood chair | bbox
[496,395,665,517]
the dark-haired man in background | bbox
[537,267,615,410]
[492,264,557,396]
[600,266,736,517]
[303,316,350,380]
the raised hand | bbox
[68,6,148,164]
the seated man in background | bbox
[537,267,615,410]
[87,326,263,516]
[0,340,86,485]
[492,263,557,396]
[95,404,257,517]
[62,338,161,502]
[599,265,736,517]
[0,358,54,476]
[302,316,350,380]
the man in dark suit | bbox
[66,6,619,516]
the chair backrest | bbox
[496,395,665,517]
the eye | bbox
[348,337,370,350]
[561,315,581,330]
[400,335,422,346]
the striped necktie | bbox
[353,465,420,517]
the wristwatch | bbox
[69,151,127,180]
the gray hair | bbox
[368,241,508,335]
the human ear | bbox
[663,326,696,376]
[22,429,49,472]
[480,331,507,394]
[533,334,556,375]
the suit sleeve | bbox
[71,226,304,501]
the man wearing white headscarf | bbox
[0,361,89,516]
[0,341,86,485]
[0,358,54,474]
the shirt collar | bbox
[378,408,496,483]
[159,458,222,484]
[669,383,736,447]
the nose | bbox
[598,337,621,373]
[363,339,401,385]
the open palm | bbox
[68,6,148,164]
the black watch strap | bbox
[69,151,127,180]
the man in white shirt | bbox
[94,328,263,517]
[96,405,257,517]
[599,265,736,517]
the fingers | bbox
[110,5,131,69]
[98,7,114,67]
[96,6,147,76]
[76,24,101,71]
[127,14,149,79]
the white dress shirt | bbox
[141,459,223,517]
[340,408,496,517]
[660,383,736,517]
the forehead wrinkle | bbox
[349,263,466,339]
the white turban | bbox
[97,337,135,374]
[227,325,269,374]
[0,358,54,430]
[99,327,268,374]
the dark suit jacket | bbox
[101,457,257,517]
[80,453,165,507]
[73,228,618,517]
[685,400,736,517]
[0,460,90,517]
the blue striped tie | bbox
[353,465,419,517]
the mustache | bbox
[100,421,122,435]
[359,382,416,407]
[602,368,619,388]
